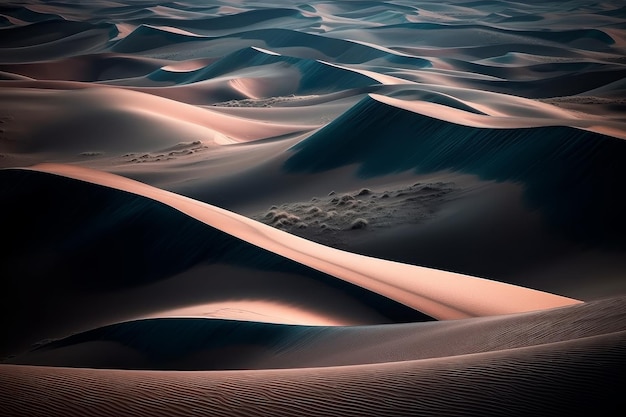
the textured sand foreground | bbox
[2,0,626,415]
[1,297,625,416]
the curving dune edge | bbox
[2,0,625,415]
[27,163,581,320]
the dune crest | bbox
[1,296,624,416]
[2,1,625,414]
[28,163,580,320]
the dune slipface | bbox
[1,0,625,416]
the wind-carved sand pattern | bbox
[256,182,457,246]
[1,0,626,415]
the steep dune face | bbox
[284,95,626,248]
[1,0,625,415]
[0,19,118,62]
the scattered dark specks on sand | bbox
[254,181,457,244]
[121,140,208,163]
[350,218,369,230]
[212,95,317,108]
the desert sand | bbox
[1,0,625,415]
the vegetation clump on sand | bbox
[256,182,456,242]
[350,218,369,230]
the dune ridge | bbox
[285,95,626,247]
[2,0,625,415]
[6,296,624,371]
[1,166,437,357]
[1,326,623,416]
[25,163,580,319]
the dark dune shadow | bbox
[0,4,64,24]
[238,28,431,66]
[0,19,115,48]
[0,53,164,82]
[6,296,626,375]
[284,96,626,249]
[0,169,431,356]
[112,24,202,53]
[126,8,307,32]
[147,46,386,95]
[368,22,616,48]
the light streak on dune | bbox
[29,163,581,320]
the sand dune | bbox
[9,164,581,319]
[0,20,117,62]
[1,0,625,415]
[1,301,624,416]
[0,167,430,357]
[285,95,626,247]
[0,53,167,82]
[6,296,623,371]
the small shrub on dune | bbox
[344,210,357,218]
[80,151,102,157]
[287,214,301,224]
[338,194,355,205]
[274,219,289,229]
[350,218,369,230]
[266,210,294,224]
[320,223,337,231]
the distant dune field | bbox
[1,1,625,416]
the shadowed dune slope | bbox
[124,8,311,33]
[364,22,617,47]
[0,19,118,62]
[1,320,624,416]
[0,53,166,82]
[0,4,65,24]
[236,28,431,66]
[6,296,626,371]
[0,168,431,356]
[0,20,112,48]
[111,24,205,53]
[23,163,580,319]
[284,96,626,248]
[147,46,381,94]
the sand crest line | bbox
[25,163,581,320]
